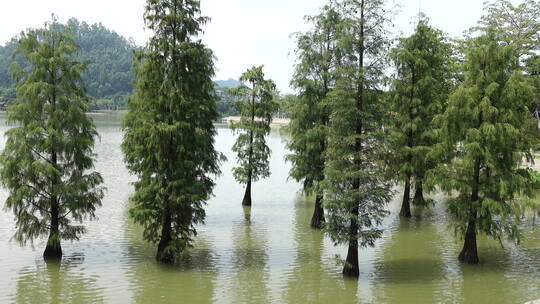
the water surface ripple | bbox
[0,113,539,304]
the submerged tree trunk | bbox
[43,200,62,259]
[343,206,360,277]
[156,207,174,263]
[459,217,479,264]
[45,145,61,260]
[242,179,252,206]
[400,174,412,217]
[413,180,425,206]
[310,194,325,229]
[459,158,481,264]
[242,89,256,207]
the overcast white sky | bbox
[0,0,523,92]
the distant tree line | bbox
[0,18,135,110]
[0,18,252,114]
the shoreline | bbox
[220,116,290,128]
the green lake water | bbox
[0,113,540,304]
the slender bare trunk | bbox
[156,207,174,263]
[400,174,412,217]
[459,159,481,264]
[413,180,425,205]
[343,206,360,277]
[459,217,479,264]
[242,85,256,206]
[310,194,325,229]
[242,179,252,206]
[43,198,62,259]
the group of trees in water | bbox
[287,0,540,275]
[0,0,539,279]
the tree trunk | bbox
[310,194,325,229]
[413,180,425,206]
[459,217,479,264]
[343,207,360,277]
[400,175,412,217]
[242,179,252,206]
[43,201,62,259]
[460,157,481,264]
[156,208,174,263]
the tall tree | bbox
[432,31,537,264]
[389,18,453,217]
[122,0,222,263]
[287,4,340,228]
[323,0,393,277]
[0,18,104,259]
[230,66,277,206]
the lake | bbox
[0,113,539,304]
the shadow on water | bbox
[12,256,104,304]
[225,206,271,304]
[281,194,359,304]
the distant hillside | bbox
[215,78,241,89]
[0,18,136,110]
[0,20,243,113]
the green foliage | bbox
[431,31,536,244]
[286,4,340,195]
[324,87,392,246]
[526,168,540,187]
[122,0,222,262]
[476,0,540,117]
[215,85,240,116]
[274,93,295,119]
[230,66,277,184]
[388,18,453,200]
[322,0,393,253]
[0,18,135,109]
[0,19,104,248]
[476,0,540,59]
[0,86,16,109]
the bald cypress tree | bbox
[122,0,222,263]
[323,0,393,277]
[287,4,340,228]
[432,31,537,264]
[388,18,453,217]
[0,19,104,259]
[230,66,277,206]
